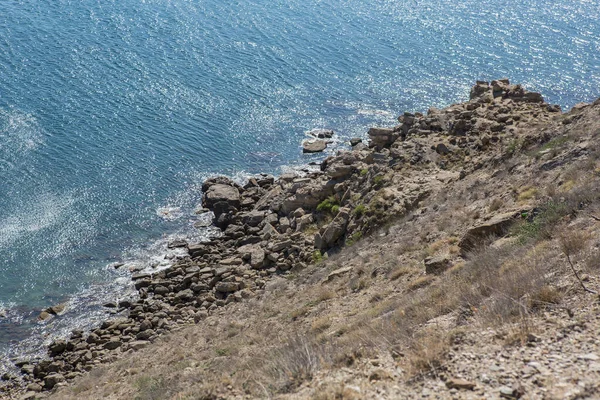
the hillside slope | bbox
[4,80,600,399]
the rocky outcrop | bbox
[458,212,519,253]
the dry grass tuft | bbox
[266,336,330,393]
[407,275,435,291]
[388,265,419,281]
[406,333,449,379]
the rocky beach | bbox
[2,79,600,399]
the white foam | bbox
[0,108,45,156]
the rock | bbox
[215,282,240,293]
[48,340,67,356]
[458,212,518,253]
[103,339,122,350]
[188,243,211,258]
[153,285,170,296]
[316,208,351,249]
[271,240,292,252]
[446,378,476,390]
[49,303,67,315]
[303,140,328,153]
[579,353,599,361]
[44,373,65,389]
[435,142,451,155]
[326,162,354,180]
[174,289,194,303]
[129,340,150,351]
[26,383,43,392]
[139,319,153,332]
[326,266,352,281]
[136,329,155,341]
[308,128,334,139]
[21,392,38,400]
[350,138,362,146]
[368,127,398,149]
[240,210,265,227]
[38,311,52,321]
[167,239,187,249]
[203,184,241,210]
[281,179,335,214]
[499,385,524,399]
[424,256,451,275]
[470,81,490,100]
[295,214,314,232]
[250,247,266,269]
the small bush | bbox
[317,195,340,214]
[345,231,363,246]
[373,175,385,186]
[353,204,366,217]
[360,168,368,177]
[312,250,324,263]
[512,201,570,243]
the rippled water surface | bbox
[0,0,599,360]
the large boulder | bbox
[368,127,399,149]
[203,184,240,210]
[315,208,351,250]
[458,212,518,253]
[281,180,335,214]
[303,140,327,153]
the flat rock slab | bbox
[459,211,519,253]
[303,140,327,153]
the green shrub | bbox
[346,231,363,246]
[353,204,366,217]
[312,250,324,263]
[317,196,339,214]
[373,175,385,186]
[512,201,569,243]
[360,168,368,177]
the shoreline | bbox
[0,79,579,398]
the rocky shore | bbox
[1,79,592,399]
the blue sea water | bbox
[0,0,599,363]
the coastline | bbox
[1,78,594,398]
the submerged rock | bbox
[307,128,334,139]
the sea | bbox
[1,0,599,369]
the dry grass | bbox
[388,265,419,280]
[407,275,436,291]
[406,333,449,378]
[517,186,538,202]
